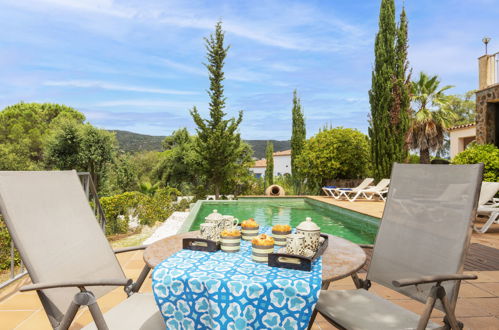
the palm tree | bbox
[138,181,160,196]
[406,72,455,164]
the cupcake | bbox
[272,224,292,246]
[220,229,242,253]
[251,234,275,263]
[241,218,259,241]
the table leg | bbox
[351,273,362,289]
[308,280,332,329]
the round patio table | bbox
[143,231,366,287]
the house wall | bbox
[449,126,476,159]
[249,167,266,178]
[476,84,499,145]
[273,155,291,176]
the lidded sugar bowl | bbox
[296,217,321,252]
[205,210,224,235]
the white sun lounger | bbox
[473,182,499,234]
[357,179,391,202]
[329,178,374,200]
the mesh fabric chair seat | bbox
[316,290,441,330]
[0,171,161,329]
[311,164,483,330]
[81,292,163,330]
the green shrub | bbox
[0,216,21,271]
[296,127,370,189]
[100,192,142,235]
[406,154,420,164]
[100,187,182,235]
[452,144,499,182]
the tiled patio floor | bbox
[2,198,499,329]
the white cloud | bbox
[267,63,299,72]
[10,0,367,52]
[160,59,206,76]
[44,80,198,95]
[93,99,195,108]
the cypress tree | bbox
[290,90,306,193]
[265,141,274,187]
[190,21,243,199]
[392,7,411,163]
[368,0,397,180]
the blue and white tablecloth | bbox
[151,228,322,330]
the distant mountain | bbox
[110,130,290,159]
[244,140,291,159]
[110,130,165,153]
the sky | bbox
[0,0,498,139]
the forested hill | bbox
[244,140,291,159]
[111,130,290,159]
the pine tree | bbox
[392,7,411,163]
[290,90,306,193]
[190,21,243,199]
[368,0,399,180]
[265,141,274,187]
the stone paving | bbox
[2,197,499,329]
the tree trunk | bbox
[420,148,430,164]
[214,185,220,200]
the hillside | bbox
[244,140,291,159]
[110,130,164,153]
[111,130,290,159]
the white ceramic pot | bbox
[296,217,321,252]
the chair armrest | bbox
[392,274,477,287]
[113,245,149,254]
[20,278,132,292]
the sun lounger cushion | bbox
[82,292,163,330]
[316,289,441,330]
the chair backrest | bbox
[0,171,126,327]
[367,163,482,311]
[356,178,374,190]
[478,182,499,206]
[374,179,390,190]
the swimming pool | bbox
[182,198,380,244]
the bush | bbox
[296,127,370,189]
[0,217,21,271]
[100,187,182,235]
[100,192,142,235]
[452,144,499,182]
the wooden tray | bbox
[268,234,328,271]
[182,238,220,252]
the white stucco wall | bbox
[273,155,291,176]
[449,126,476,159]
[249,167,266,178]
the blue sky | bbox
[0,0,498,139]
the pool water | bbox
[190,198,379,244]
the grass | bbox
[109,224,159,249]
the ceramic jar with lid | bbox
[296,217,321,252]
[204,210,224,240]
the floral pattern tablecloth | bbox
[151,228,322,330]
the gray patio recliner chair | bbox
[310,163,483,330]
[0,171,163,330]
